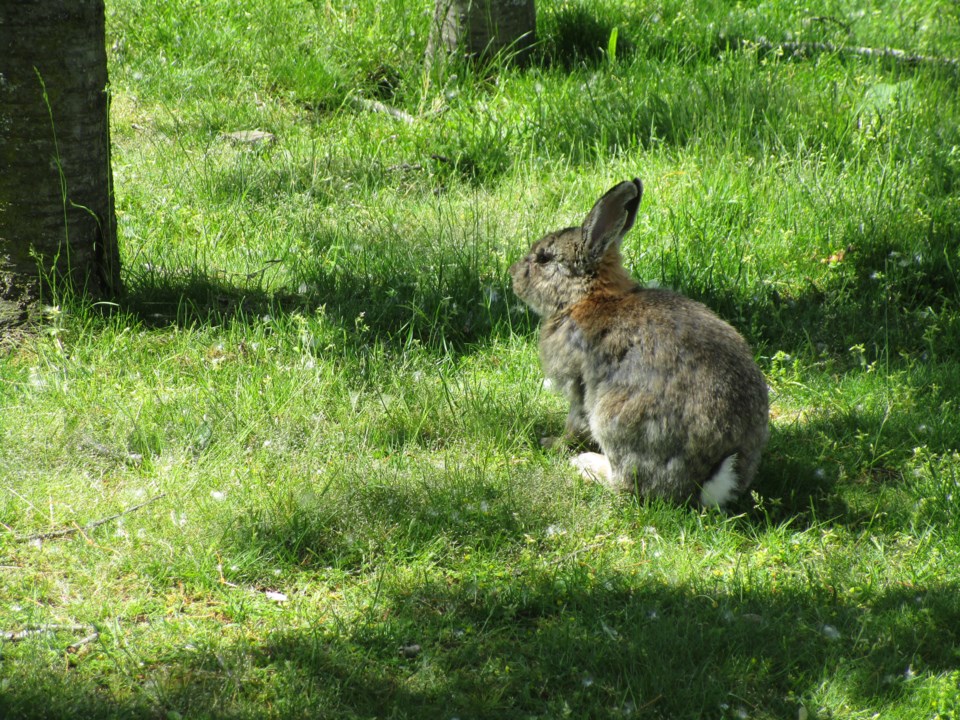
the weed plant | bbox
[2,1,959,718]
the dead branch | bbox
[1,624,94,642]
[386,154,453,173]
[14,493,167,543]
[741,37,959,69]
[67,632,101,652]
[351,96,416,124]
[79,438,144,466]
[220,129,276,146]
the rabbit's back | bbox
[544,286,768,501]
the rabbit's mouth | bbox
[509,261,534,302]
[509,261,549,316]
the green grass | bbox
[3,0,960,717]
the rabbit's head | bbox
[510,179,643,316]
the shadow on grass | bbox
[240,579,959,719]
[745,416,902,528]
[761,225,960,360]
[3,573,957,719]
[115,226,959,368]
[660,212,960,363]
[740,354,960,529]
[536,4,635,69]
[227,473,547,573]
[120,248,526,356]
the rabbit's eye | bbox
[534,248,554,264]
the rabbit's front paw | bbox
[571,452,612,484]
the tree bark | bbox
[0,0,121,328]
[428,0,537,65]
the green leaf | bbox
[607,26,619,64]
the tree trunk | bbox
[428,0,537,65]
[0,0,121,328]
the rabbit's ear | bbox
[581,179,643,265]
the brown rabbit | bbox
[510,179,768,507]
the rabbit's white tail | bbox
[700,454,738,508]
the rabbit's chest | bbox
[539,315,590,383]
[540,309,670,405]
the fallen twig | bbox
[739,37,959,69]
[79,438,144,467]
[636,695,664,713]
[386,161,426,172]
[220,129,276,146]
[15,493,167,543]
[67,632,101,652]
[1,624,94,643]
[351,96,416,124]
[386,154,454,173]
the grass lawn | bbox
[2,0,960,717]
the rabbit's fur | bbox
[510,179,769,507]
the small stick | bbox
[636,695,664,713]
[67,632,100,652]
[14,493,166,543]
[351,96,416,124]
[512,540,609,577]
[386,162,425,172]
[741,38,960,68]
[79,439,144,467]
[386,154,453,173]
[1,624,94,642]
[781,40,959,67]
